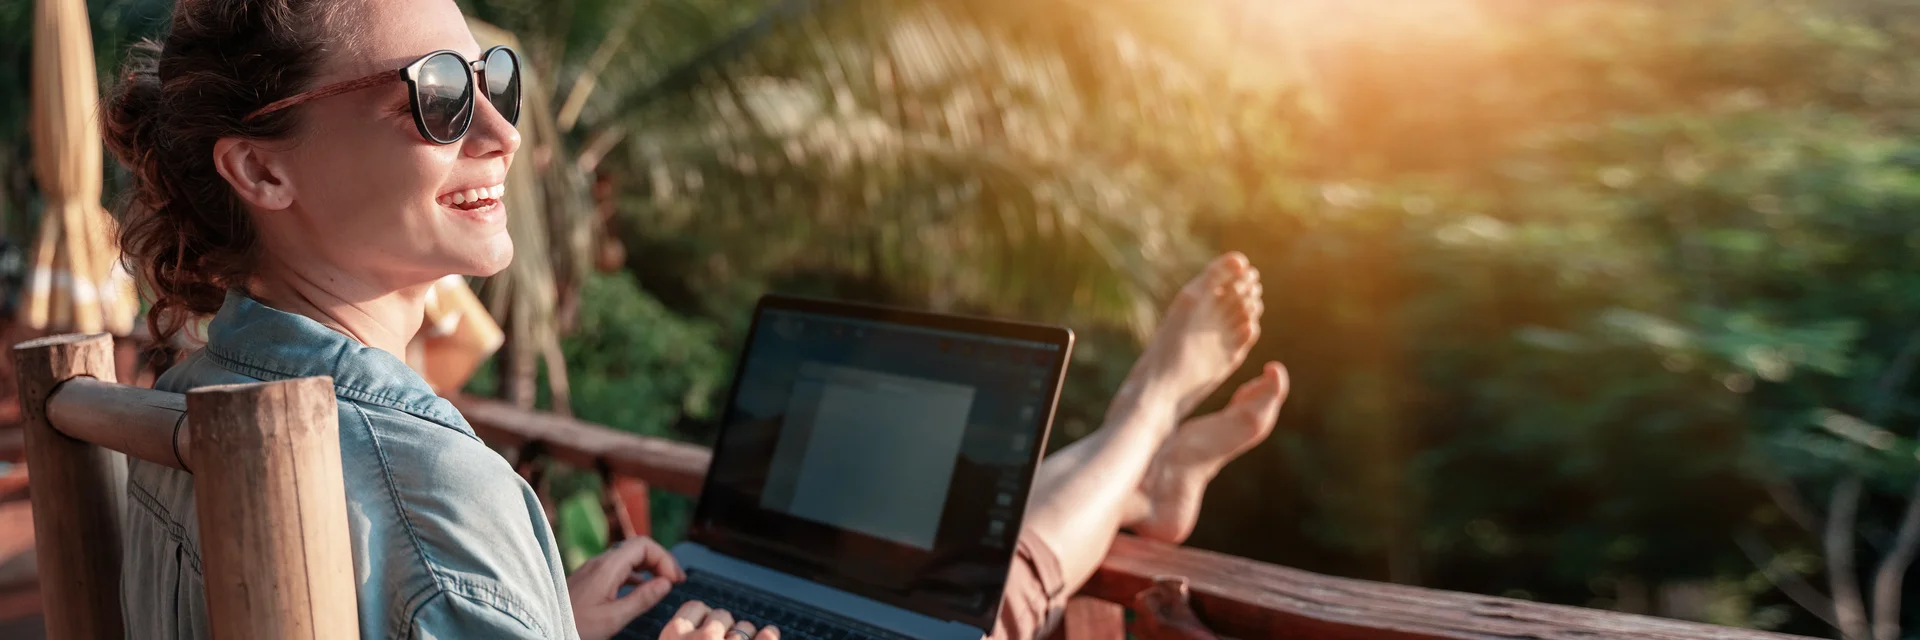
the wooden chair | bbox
[13,334,357,640]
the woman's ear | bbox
[212,137,295,210]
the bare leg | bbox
[1025,364,1287,597]
[1022,253,1263,588]
[1128,362,1288,543]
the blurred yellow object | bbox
[20,0,139,336]
[410,275,506,395]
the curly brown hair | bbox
[104,0,360,342]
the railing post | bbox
[601,466,652,543]
[12,333,124,640]
[188,377,359,640]
[1050,596,1126,640]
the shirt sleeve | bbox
[349,403,579,639]
[411,586,557,640]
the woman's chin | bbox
[452,239,515,277]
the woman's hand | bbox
[569,537,686,640]
[659,601,780,640]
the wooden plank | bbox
[11,333,122,640]
[453,397,1807,640]
[0,430,25,464]
[0,498,40,593]
[1053,596,1126,640]
[188,377,359,640]
[453,395,711,496]
[1089,536,1808,640]
[0,464,30,504]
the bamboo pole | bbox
[11,333,126,640]
[188,377,359,640]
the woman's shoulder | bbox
[158,347,511,501]
[153,348,260,392]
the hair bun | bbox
[107,1,340,343]
[103,39,166,208]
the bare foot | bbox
[1116,253,1264,423]
[1128,362,1288,544]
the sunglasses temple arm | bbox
[244,70,408,122]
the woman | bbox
[104,1,1284,639]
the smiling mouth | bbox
[438,184,506,211]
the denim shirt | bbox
[122,291,578,639]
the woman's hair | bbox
[104,0,358,342]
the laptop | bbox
[619,295,1074,640]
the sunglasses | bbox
[245,46,522,145]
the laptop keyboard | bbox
[616,570,916,640]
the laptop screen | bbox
[691,298,1071,630]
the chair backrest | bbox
[12,333,359,640]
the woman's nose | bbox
[463,94,521,160]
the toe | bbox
[1205,253,1252,286]
[1220,251,1251,273]
[1231,362,1287,403]
[1267,362,1291,401]
[1234,321,1258,345]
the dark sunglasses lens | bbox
[416,52,473,143]
[484,48,521,126]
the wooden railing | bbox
[14,334,357,640]
[453,396,1814,640]
[3,332,1812,639]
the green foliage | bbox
[468,271,726,564]
[557,484,611,572]
[1165,1,1920,633]
[562,271,730,439]
[544,271,729,563]
[533,0,1920,633]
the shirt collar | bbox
[202,290,474,435]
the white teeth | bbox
[441,184,505,207]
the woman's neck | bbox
[247,260,431,361]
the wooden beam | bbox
[1053,596,1126,640]
[11,333,122,640]
[47,377,188,471]
[1089,535,1808,640]
[189,377,359,640]
[453,395,710,496]
[0,430,24,464]
[454,397,1811,640]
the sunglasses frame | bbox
[402,45,521,145]
[243,45,521,146]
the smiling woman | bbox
[95,1,745,639]
[90,2,1291,640]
